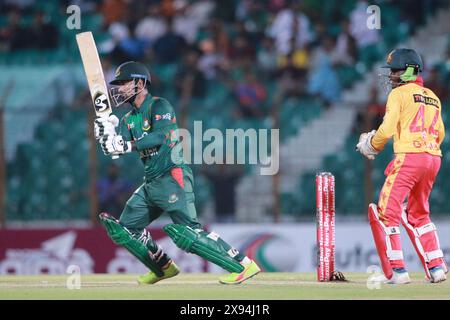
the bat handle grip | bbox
[111,155,119,160]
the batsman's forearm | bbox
[133,129,166,151]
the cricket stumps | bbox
[316,172,336,282]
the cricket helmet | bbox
[110,61,151,85]
[109,61,151,107]
[379,48,422,92]
[381,48,422,78]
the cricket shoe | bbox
[384,268,411,284]
[219,260,261,285]
[137,260,180,285]
[429,266,447,283]
[370,268,411,285]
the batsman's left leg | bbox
[100,184,178,284]
[99,212,167,278]
[155,167,260,283]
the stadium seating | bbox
[3,0,450,220]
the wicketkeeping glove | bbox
[94,115,119,140]
[356,130,378,160]
[101,134,133,156]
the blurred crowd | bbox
[1,0,448,220]
[0,9,58,50]
[97,0,366,107]
[0,0,385,108]
[2,0,443,113]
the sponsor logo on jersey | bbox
[413,94,439,108]
[139,146,158,158]
[127,122,135,130]
[155,113,171,121]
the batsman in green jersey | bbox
[94,61,260,284]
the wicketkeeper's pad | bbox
[401,206,448,279]
[368,203,403,280]
[99,213,164,277]
[164,224,244,273]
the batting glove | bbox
[94,115,119,140]
[101,134,132,156]
[356,130,378,160]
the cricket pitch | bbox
[1,272,449,300]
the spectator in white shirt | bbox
[349,0,380,49]
[266,1,313,55]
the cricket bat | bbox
[76,31,118,159]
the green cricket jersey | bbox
[119,94,185,181]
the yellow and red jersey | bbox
[371,77,445,156]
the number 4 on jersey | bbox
[409,104,439,136]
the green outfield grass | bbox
[0,272,449,300]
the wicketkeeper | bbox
[94,61,260,284]
[356,48,448,284]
